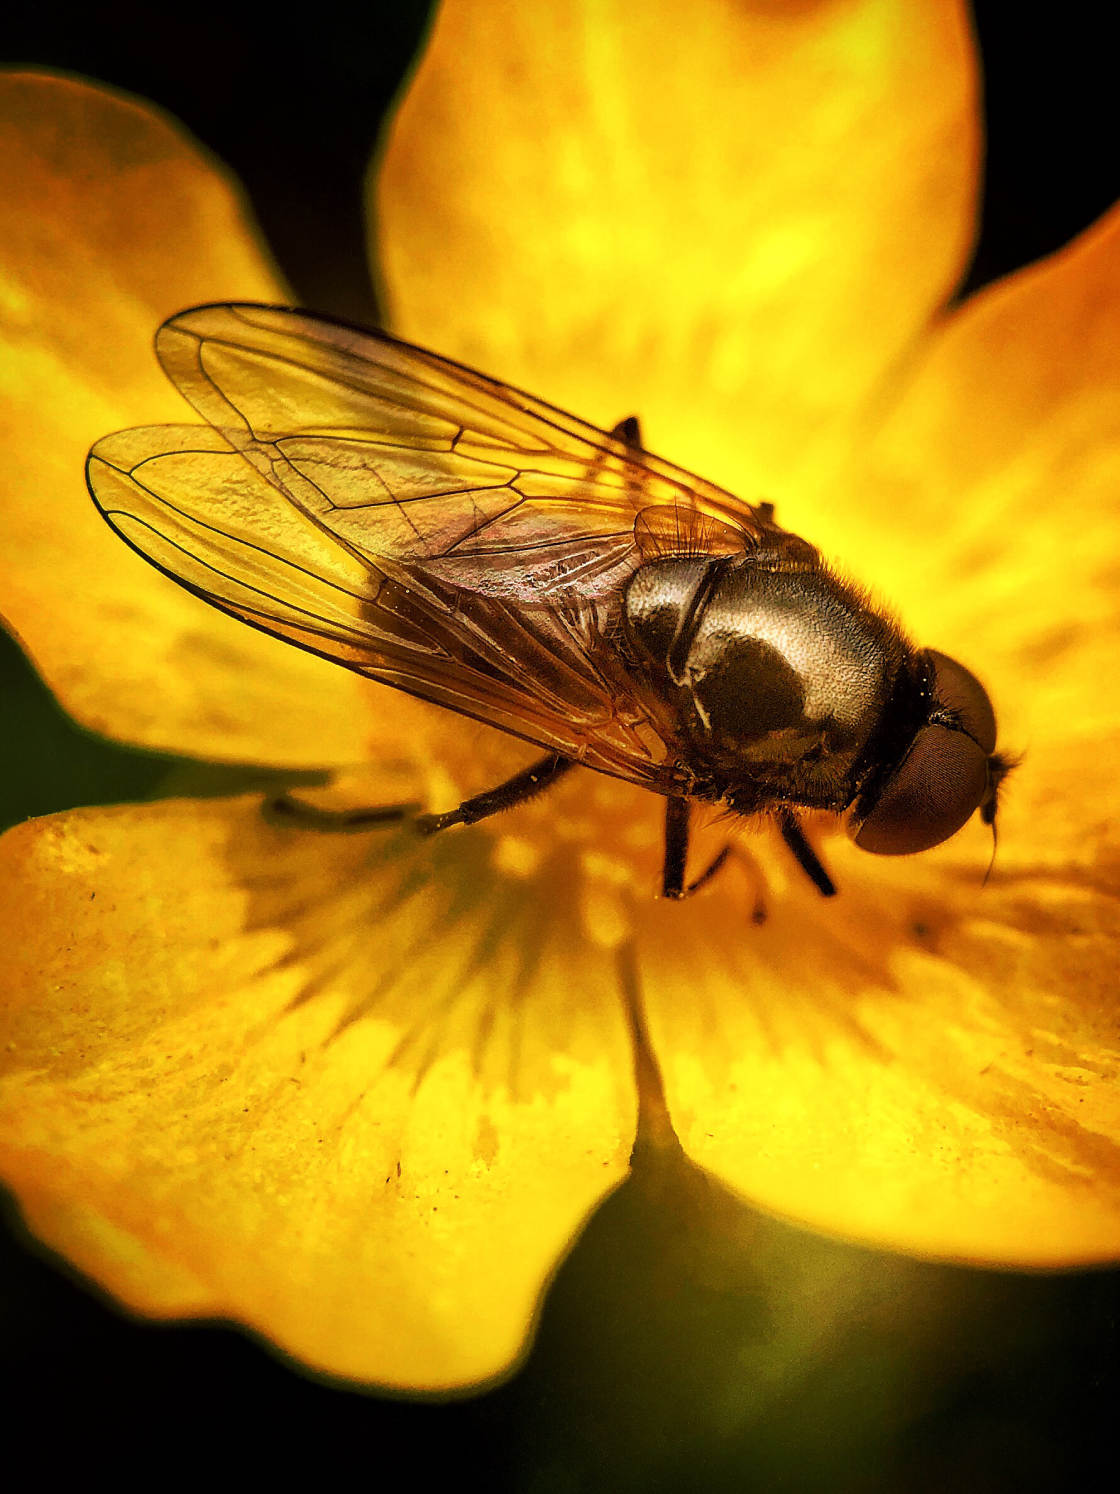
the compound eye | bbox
[926,649,997,754]
[852,725,990,855]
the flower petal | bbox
[842,200,1120,732]
[636,802,1120,1266]
[0,72,415,767]
[638,208,1120,1263]
[0,799,635,1387]
[376,0,978,497]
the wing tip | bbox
[85,449,131,540]
[84,445,109,509]
[157,301,297,339]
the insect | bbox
[87,303,1011,900]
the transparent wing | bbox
[87,303,773,786]
[154,303,767,597]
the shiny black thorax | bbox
[621,543,931,816]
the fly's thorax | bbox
[622,553,906,809]
[620,556,713,668]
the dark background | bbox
[2,3,1117,1487]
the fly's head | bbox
[847,649,1013,858]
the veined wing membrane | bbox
[88,304,779,786]
[87,421,680,784]
[153,303,764,602]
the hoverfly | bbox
[87,304,1011,899]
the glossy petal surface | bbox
[0,798,634,1386]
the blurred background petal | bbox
[0,72,426,767]
[377,0,977,502]
[852,201,1120,727]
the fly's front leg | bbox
[777,810,836,897]
[266,752,574,835]
[416,752,574,834]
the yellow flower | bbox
[1,0,1118,1391]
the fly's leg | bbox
[667,803,833,902]
[416,752,574,833]
[616,420,780,540]
[777,810,836,897]
[266,752,574,835]
[611,417,646,507]
[662,797,733,899]
[611,415,643,449]
[663,797,690,896]
[683,843,733,896]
